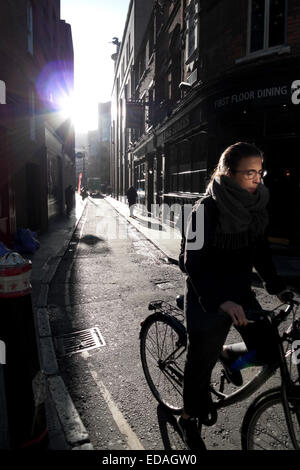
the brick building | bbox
[0,0,74,243]
[113,0,300,246]
[110,0,156,202]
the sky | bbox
[60,0,129,133]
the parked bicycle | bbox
[139,294,300,450]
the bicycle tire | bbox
[140,312,186,414]
[241,389,300,450]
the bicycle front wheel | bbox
[140,312,186,414]
[241,390,300,450]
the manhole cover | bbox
[55,327,105,357]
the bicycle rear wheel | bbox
[140,312,186,414]
[241,389,300,450]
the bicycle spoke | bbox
[244,394,300,450]
[141,316,186,412]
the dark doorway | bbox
[262,137,300,244]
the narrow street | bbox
[47,198,289,450]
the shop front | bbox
[155,101,210,225]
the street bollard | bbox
[0,252,48,449]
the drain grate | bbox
[55,327,105,357]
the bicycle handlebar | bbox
[272,298,299,327]
[245,296,299,328]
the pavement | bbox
[1,193,299,450]
[106,197,300,287]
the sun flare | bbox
[58,93,98,132]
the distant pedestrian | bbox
[126,186,138,217]
[65,185,74,215]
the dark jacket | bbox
[179,195,285,312]
[127,186,137,205]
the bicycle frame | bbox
[212,364,277,408]
[212,303,300,448]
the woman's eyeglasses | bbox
[232,169,267,180]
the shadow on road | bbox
[133,216,166,232]
[156,404,185,450]
[80,234,105,245]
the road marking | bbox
[82,351,144,450]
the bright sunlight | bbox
[58,93,98,132]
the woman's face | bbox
[229,156,263,193]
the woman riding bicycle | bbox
[178,142,289,450]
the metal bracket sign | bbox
[126,100,145,129]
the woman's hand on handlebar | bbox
[219,301,248,327]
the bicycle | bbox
[139,294,300,450]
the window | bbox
[186,1,197,60]
[249,0,286,53]
[27,1,33,55]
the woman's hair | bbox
[206,141,263,191]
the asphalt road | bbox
[47,198,297,450]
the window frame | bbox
[185,0,199,63]
[247,0,287,56]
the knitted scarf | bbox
[207,175,269,249]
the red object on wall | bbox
[0,105,16,246]
[78,172,82,193]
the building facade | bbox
[0,0,74,242]
[112,0,300,247]
[98,102,111,193]
[110,0,156,202]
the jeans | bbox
[182,279,279,420]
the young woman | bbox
[178,142,289,450]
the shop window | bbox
[191,170,206,193]
[265,107,298,136]
[249,0,286,53]
[178,141,190,172]
[192,133,207,170]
